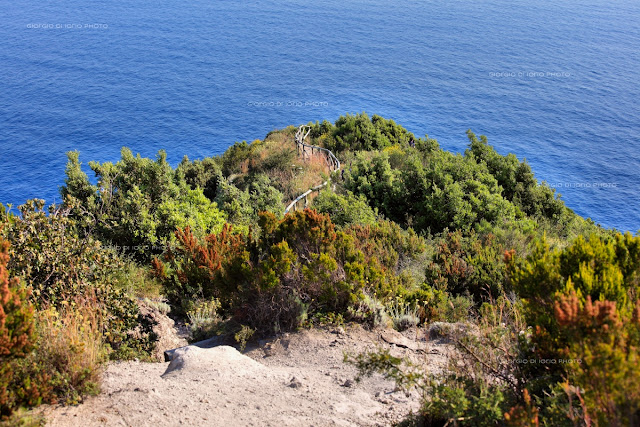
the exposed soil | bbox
[39,324,455,427]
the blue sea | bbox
[1,0,639,231]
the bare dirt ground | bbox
[39,324,455,427]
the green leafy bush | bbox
[61,149,226,260]
[312,190,378,227]
[507,233,640,344]
[220,141,254,176]
[2,200,156,359]
[214,174,283,228]
[309,114,582,241]
[342,148,517,234]
[177,156,222,200]
[465,130,565,221]
[313,113,417,153]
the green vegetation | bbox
[62,149,227,261]
[2,113,635,425]
[1,230,35,418]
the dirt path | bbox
[40,325,453,427]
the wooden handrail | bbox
[284,125,341,214]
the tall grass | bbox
[31,302,107,405]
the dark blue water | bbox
[1,0,639,231]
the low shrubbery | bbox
[1,232,35,418]
[62,149,227,261]
[425,230,509,303]
[153,209,428,333]
[0,201,159,420]
[2,200,156,358]
[351,232,640,425]
[312,189,378,227]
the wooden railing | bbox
[294,126,341,171]
[284,125,341,214]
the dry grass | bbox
[33,299,107,404]
[247,129,334,203]
[229,128,336,210]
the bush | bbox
[1,232,105,418]
[61,149,226,260]
[425,230,508,303]
[507,232,640,349]
[312,190,378,227]
[110,258,163,299]
[347,293,391,329]
[21,306,106,406]
[504,231,640,424]
[220,141,254,176]
[2,200,156,359]
[177,156,222,200]
[552,293,640,425]
[344,219,426,274]
[154,209,414,333]
[376,232,640,425]
[386,297,419,331]
[156,188,226,244]
[212,175,283,230]
[342,148,518,234]
[0,234,35,419]
[465,130,565,221]
[315,115,579,240]
[315,113,417,153]
[187,299,222,342]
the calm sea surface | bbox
[1,0,639,231]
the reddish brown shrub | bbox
[0,235,35,418]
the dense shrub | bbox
[465,130,566,221]
[312,190,378,227]
[551,293,640,425]
[177,156,222,200]
[342,148,518,234]
[61,149,226,260]
[1,231,105,418]
[0,234,35,418]
[308,114,582,241]
[507,233,640,343]
[312,113,418,153]
[505,232,640,424]
[156,188,226,243]
[214,174,284,228]
[2,200,156,358]
[2,304,107,419]
[343,219,426,276]
[154,209,414,332]
[220,141,254,176]
[351,232,640,426]
[425,230,508,303]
